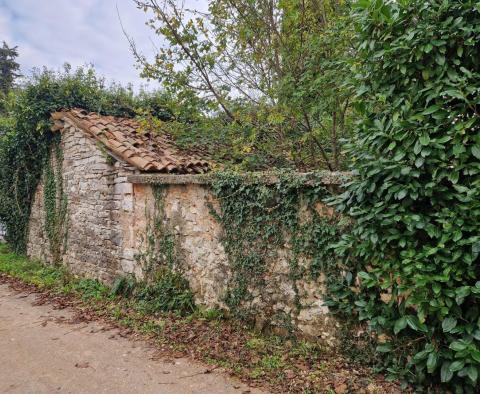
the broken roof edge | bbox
[127,171,353,186]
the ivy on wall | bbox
[210,171,345,328]
[138,185,177,275]
[43,139,68,265]
[131,185,195,315]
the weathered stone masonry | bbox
[27,121,138,282]
[27,109,347,340]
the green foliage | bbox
[107,270,195,316]
[0,243,65,288]
[111,270,195,316]
[134,267,195,316]
[331,0,480,389]
[0,242,190,313]
[43,142,68,264]
[0,41,20,98]
[0,65,173,252]
[210,171,343,325]
[69,278,110,301]
[278,0,355,170]
[111,274,137,298]
[0,243,108,299]
[138,185,178,274]
[133,185,195,316]
[193,307,225,321]
[133,0,354,170]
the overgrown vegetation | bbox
[0,243,109,299]
[0,65,174,253]
[126,185,195,315]
[210,171,346,329]
[329,0,480,390]
[43,142,68,265]
[0,243,399,392]
[131,0,354,170]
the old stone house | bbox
[27,108,344,340]
[28,108,210,279]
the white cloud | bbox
[0,0,211,89]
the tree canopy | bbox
[130,0,354,170]
[0,41,20,96]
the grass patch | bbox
[0,243,67,288]
[0,243,109,301]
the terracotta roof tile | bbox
[51,108,210,174]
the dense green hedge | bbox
[331,0,480,390]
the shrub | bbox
[331,0,480,390]
[111,271,196,316]
[134,268,195,316]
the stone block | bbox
[114,182,133,195]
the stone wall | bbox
[131,184,232,306]
[129,181,338,342]
[27,125,344,340]
[27,120,138,282]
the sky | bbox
[0,0,207,90]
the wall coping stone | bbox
[127,171,352,186]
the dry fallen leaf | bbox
[335,383,348,394]
[285,369,296,379]
[74,361,90,369]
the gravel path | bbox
[0,284,263,394]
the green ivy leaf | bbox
[449,360,465,372]
[397,189,408,200]
[406,315,427,332]
[419,134,430,146]
[472,145,480,160]
[415,157,425,168]
[467,365,478,383]
[427,352,438,373]
[435,54,445,66]
[471,350,480,363]
[450,340,468,352]
[422,105,439,115]
[443,89,464,100]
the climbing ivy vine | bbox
[43,139,68,265]
[130,185,195,315]
[137,185,178,275]
[210,171,346,326]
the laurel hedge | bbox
[331,0,480,390]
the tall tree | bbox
[129,0,353,170]
[0,41,21,95]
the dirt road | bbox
[0,284,263,394]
